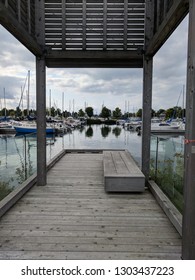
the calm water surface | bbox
[0,124,184,212]
[0,125,141,189]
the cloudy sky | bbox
[0,15,188,114]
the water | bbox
[62,125,142,164]
[0,125,141,189]
[0,125,184,212]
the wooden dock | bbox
[0,152,181,259]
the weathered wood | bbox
[36,57,46,186]
[0,1,42,55]
[142,0,154,182]
[0,149,66,219]
[0,153,181,259]
[103,0,107,50]
[182,0,195,260]
[149,180,182,236]
[62,0,66,50]
[146,0,189,56]
[0,251,181,260]
[103,150,145,192]
[45,50,143,68]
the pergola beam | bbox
[45,50,143,68]
[0,2,42,56]
[146,0,189,56]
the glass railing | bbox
[150,134,184,213]
[0,132,64,201]
[0,133,37,200]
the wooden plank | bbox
[0,251,181,260]
[0,152,181,260]
[62,0,66,50]
[27,0,31,34]
[149,180,182,236]
[0,235,181,246]
[0,224,179,235]
[103,0,107,50]
[0,2,42,55]
[146,0,189,56]
[82,0,86,50]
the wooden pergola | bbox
[0,0,194,259]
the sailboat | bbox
[0,88,15,134]
[13,121,55,134]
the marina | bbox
[0,0,195,260]
[0,125,142,190]
[0,125,185,211]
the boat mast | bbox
[3,87,6,119]
[182,84,185,119]
[62,92,64,118]
[27,70,30,116]
[49,89,51,116]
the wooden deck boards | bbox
[0,152,181,259]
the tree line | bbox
[0,105,185,120]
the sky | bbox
[0,15,189,115]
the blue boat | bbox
[13,122,55,134]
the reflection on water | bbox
[85,126,93,138]
[0,125,184,213]
[0,125,142,197]
[62,125,142,164]
[112,127,122,137]
[0,134,37,189]
[101,125,111,138]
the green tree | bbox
[136,108,142,118]
[113,107,122,119]
[165,108,174,119]
[85,106,94,118]
[151,109,156,118]
[156,108,165,117]
[50,106,56,117]
[8,109,15,117]
[78,108,85,118]
[100,106,111,119]
[15,106,22,117]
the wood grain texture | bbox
[0,152,181,259]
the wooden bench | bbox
[103,150,145,192]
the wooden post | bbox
[36,56,46,186]
[35,0,46,186]
[142,0,154,181]
[182,0,195,260]
[142,56,153,181]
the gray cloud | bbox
[0,76,24,100]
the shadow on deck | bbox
[0,151,181,259]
